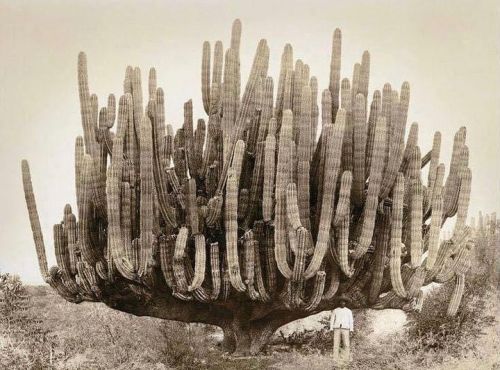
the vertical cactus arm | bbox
[188,234,206,291]
[337,216,353,277]
[75,136,85,208]
[252,236,271,302]
[292,227,308,282]
[329,28,342,118]
[303,271,326,312]
[243,234,259,300]
[275,44,293,119]
[389,173,407,297]
[201,41,210,114]
[409,178,423,268]
[264,225,277,294]
[351,63,361,99]
[148,67,157,100]
[53,223,73,283]
[304,110,345,279]
[107,138,137,281]
[340,78,353,172]
[286,183,303,231]
[359,51,370,99]
[186,178,199,234]
[380,82,410,198]
[159,236,177,291]
[322,256,340,300]
[447,273,465,316]
[173,227,190,293]
[225,169,247,292]
[106,93,116,128]
[78,155,100,265]
[365,90,381,174]
[352,116,387,259]
[209,242,221,300]
[400,122,419,173]
[425,191,443,271]
[452,167,472,236]
[406,266,426,298]
[333,171,352,226]
[138,116,155,276]
[77,52,98,159]
[132,67,144,135]
[121,182,133,262]
[443,128,466,217]
[151,89,177,227]
[274,110,294,278]
[296,160,311,229]
[310,76,319,158]
[65,213,78,275]
[426,132,442,212]
[352,94,367,206]
[262,133,276,222]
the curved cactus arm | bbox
[53,224,78,294]
[21,160,49,281]
[274,110,294,278]
[304,110,345,279]
[337,217,353,278]
[243,232,259,300]
[333,171,352,226]
[390,173,407,297]
[352,116,387,259]
[352,93,367,206]
[159,236,177,292]
[447,273,465,316]
[188,234,206,291]
[304,271,326,312]
[322,257,340,300]
[79,155,101,265]
[225,169,247,292]
[368,206,391,304]
[173,227,190,293]
[106,138,137,281]
[406,266,426,298]
[292,227,308,282]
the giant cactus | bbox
[21,20,473,355]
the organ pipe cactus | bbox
[21,19,473,355]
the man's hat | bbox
[338,295,351,304]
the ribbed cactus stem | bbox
[352,93,367,206]
[21,160,49,281]
[304,109,345,279]
[329,28,342,118]
[138,116,154,276]
[390,173,407,297]
[447,273,465,316]
[409,178,423,268]
[188,234,206,291]
[225,168,247,292]
[352,116,386,259]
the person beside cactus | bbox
[330,297,353,363]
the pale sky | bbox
[1,0,498,284]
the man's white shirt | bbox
[330,307,353,331]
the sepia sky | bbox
[0,0,498,283]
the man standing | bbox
[330,297,353,363]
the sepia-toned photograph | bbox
[0,0,498,368]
